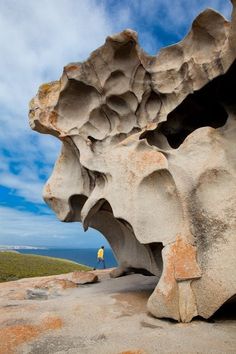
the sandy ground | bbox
[0,270,235,354]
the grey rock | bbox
[26,289,48,300]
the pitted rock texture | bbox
[29,2,236,322]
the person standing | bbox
[94,246,105,269]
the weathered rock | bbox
[119,351,147,354]
[35,278,77,291]
[29,2,236,322]
[0,314,62,354]
[110,267,128,278]
[69,271,98,284]
[26,289,48,300]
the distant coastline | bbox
[0,246,117,268]
[0,245,47,251]
[17,248,117,268]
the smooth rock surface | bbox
[29,2,236,321]
[0,271,235,354]
[69,271,98,284]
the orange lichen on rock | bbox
[136,151,167,172]
[65,64,80,72]
[70,271,98,284]
[48,111,58,128]
[119,350,147,354]
[156,237,201,285]
[0,316,63,354]
[158,245,176,291]
[41,316,63,330]
[38,81,60,107]
[173,236,202,281]
[35,278,77,290]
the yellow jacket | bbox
[97,248,104,259]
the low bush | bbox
[0,252,91,282]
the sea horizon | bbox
[0,245,111,250]
[16,247,117,269]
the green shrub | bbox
[0,252,91,282]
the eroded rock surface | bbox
[69,271,98,284]
[0,273,235,353]
[29,1,236,322]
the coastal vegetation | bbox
[0,251,91,282]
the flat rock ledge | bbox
[0,271,235,354]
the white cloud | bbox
[0,0,233,207]
[0,0,114,202]
[129,0,232,27]
[0,0,112,115]
[121,0,232,51]
[0,206,109,247]
[0,171,44,203]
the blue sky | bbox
[0,0,232,248]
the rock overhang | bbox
[29,3,236,322]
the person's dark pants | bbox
[96,257,106,269]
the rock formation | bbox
[29,1,236,322]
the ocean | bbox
[18,248,118,269]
